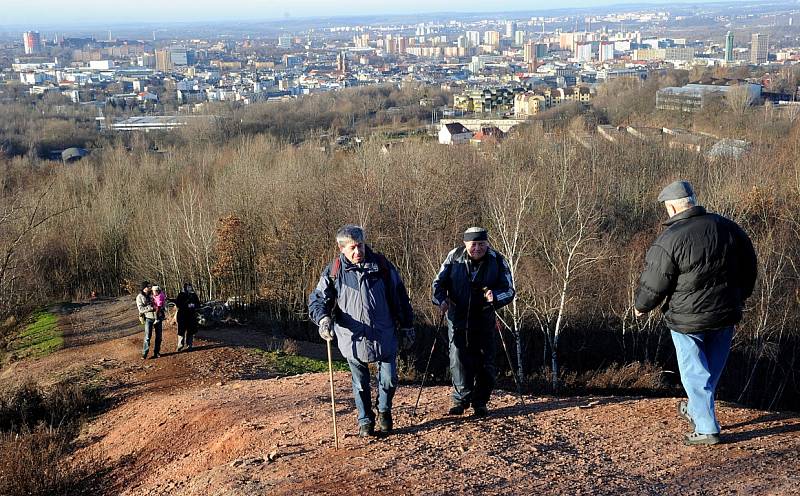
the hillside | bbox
[2,297,799,495]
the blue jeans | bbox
[143,318,163,357]
[346,357,397,426]
[671,326,734,434]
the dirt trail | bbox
[4,297,800,495]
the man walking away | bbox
[174,282,201,352]
[136,281,162,359]
[432,227,515,417]
[635,180,757,445]
[308,225,414,438]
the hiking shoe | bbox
[684,431,720,446]
[473,405,489,418]
[377,411,393,436]
[448,404,467,415]
[141,354,147,360]
[150,353,161,359]
[358,422,375,438]
[677,400,696,431]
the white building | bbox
[439,122,473,145]
[89,60,114,70]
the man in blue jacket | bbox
[635,180,757,445]
[432,227,515,417]
[309,225,414,437]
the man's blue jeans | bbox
[142,318,163,357]
[670,326,734,434]
[346,357,397,426]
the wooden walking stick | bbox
[326,338,340,449]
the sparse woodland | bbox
[1,73,799,410]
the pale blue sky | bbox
[3,0,706,27]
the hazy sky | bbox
[3,0,704,27]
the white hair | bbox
[336,224,365,247]
[665,195,696,211]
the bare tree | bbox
[488,158,536,381]
[530,138,608,392]
[0,181,74,314]
[726,84,755,116]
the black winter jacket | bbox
[432,246,515,330]
[634,206,757,333]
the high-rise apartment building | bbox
[505,21,517,39]
[465,31,481,48]
[23,31,42,54]
[750,33,768,64]
[155,49,173,72]
[523,41,535,63]
[725,31,734,64]
[483,31,500,48]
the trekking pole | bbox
[482,288,525,405]
[495,317,526,407]
[326,338,340,449]
[412,313,445,420]
[483,289,525,407]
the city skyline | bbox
[2,0,732,28]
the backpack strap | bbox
[330,256,342,280]
[373,252,398,323]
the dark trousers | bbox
[177,317,197,349]
[448,317,496,408]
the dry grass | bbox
[281,338,301,356]
[0,379,107,496]
[581,362,666,391]
[526,362,667,395]
[0,426,102,496]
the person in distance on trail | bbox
[308,225,414,438]
[634,180,757,446]
[136,281,162,360]
[173,282,201,352]
[432,227,515,418]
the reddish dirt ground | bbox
[3,297,799,495]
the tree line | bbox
[1,76,798,410]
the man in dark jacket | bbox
[432,227,515,417]
[308,225,414,438]
[173,283,201,352]
[635,180,757,445]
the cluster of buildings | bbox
[2,7,798,131]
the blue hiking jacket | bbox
[308,247,413,362]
